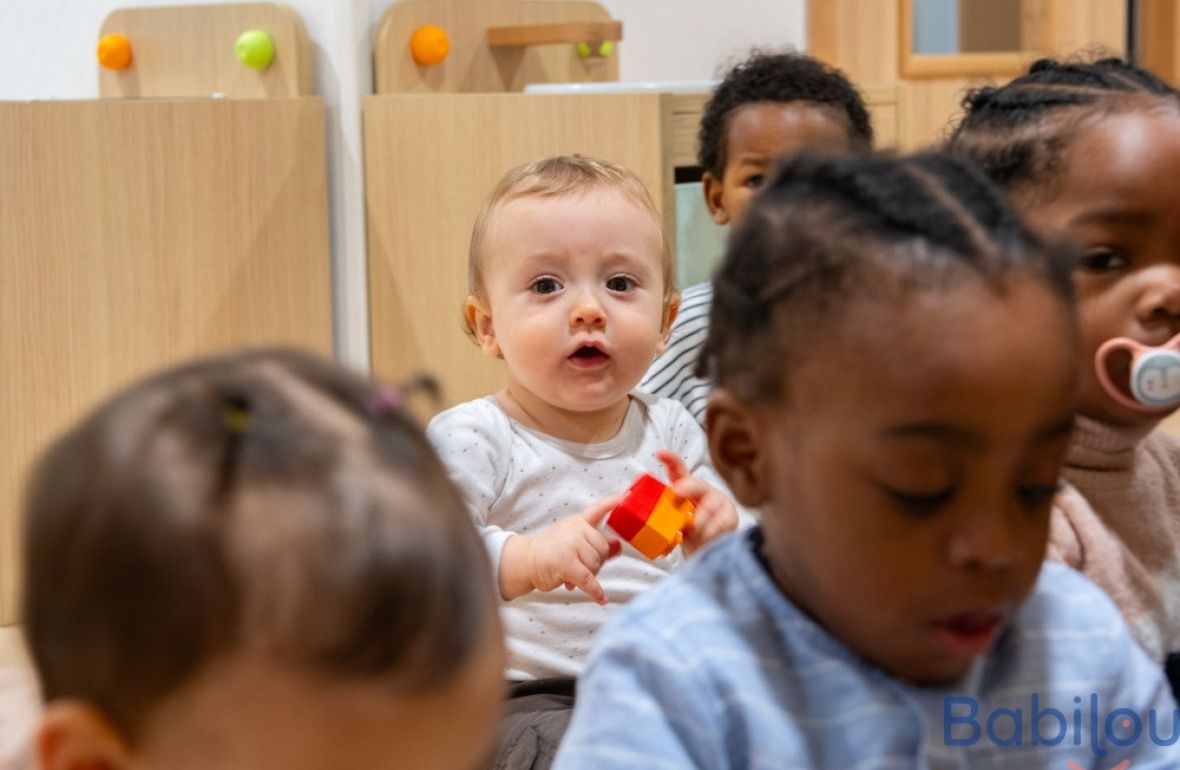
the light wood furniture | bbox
[374,0,620,94]
[0,627,29,669]
[810,0,1126,149]
[99,2,312,98]
[2,4,331,627]
[899,0,1049,79]
[486,20,623,48]
[1138,0,1180,85]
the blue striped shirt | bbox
[553,529,1179,769]
[642,283,714,425]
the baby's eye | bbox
[1078,249,1130,272]
[531,277,562,295]
[882,485,955,517]
[743,174,765,190]
[1016,482,1061,510]
[606,275,635,292]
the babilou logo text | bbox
[944,694,1178,758]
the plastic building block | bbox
[607,474,694,559]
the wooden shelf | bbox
[486,20,622,47]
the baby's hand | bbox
[523,496,623,605]
[655,450,739,556]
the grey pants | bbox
[489,677,577,770]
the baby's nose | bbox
[570,291,606,326]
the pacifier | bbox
[1094,332,1180,412]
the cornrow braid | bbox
[697,150,1075,402]
[948,56,1179,190]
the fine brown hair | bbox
[21,347,497,742]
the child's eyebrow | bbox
[1072,207,1155,227]
[878,423,979,450]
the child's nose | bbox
[946,506,1023,572]
[570,290,606,327]
[1136,269,1180,324]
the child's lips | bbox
[930,610,1005,658]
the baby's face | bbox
[474,188,670,418]
[1017,108,1180,427]
[749,279,1076,685]
[127,640,505,770]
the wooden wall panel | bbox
[0,99,332,624]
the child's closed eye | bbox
[1015,482,1061,509]
[1078,248,1130,272]
[879,484,955,517]
[531,277,563,295]
[743,174,765,190]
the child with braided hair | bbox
[18,348,505,770]
[553,150,1177,769]
[949,57,1180,693]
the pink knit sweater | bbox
[1049,415,1180,662]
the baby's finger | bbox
[569,563,607,605]
[668,476,709,506]
[581,494,625,528]
[655,450,690,483]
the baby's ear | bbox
[656,294,681,354]
[702,172,730,226]
[705,389,771,507]
[464,295,501,358]
[37,700,132,770]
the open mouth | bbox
[569,344,609,366]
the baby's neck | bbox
[496,387,631,444]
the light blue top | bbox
[553,528,1180,769]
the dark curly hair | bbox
[698,51,874,179]
[948,56,1179,192]
[697,150,1076,401]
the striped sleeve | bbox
[642,283,714,425]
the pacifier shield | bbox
[1130,349,1180,408]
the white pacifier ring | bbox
[1094,333,1180,413]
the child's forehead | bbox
[485,188,664,252]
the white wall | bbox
[3,0,806,367]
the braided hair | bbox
[698,51,874,179]
[698,150,1075,401]
[948,57,1179,191]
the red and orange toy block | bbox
[607,474,695,559]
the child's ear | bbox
[37,700,132,770]
[464,295,501,358]
[656,294,681,355]
[702,172,731,226]
[705,389,771,507]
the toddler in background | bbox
[950,57,1180,691]
[554,151,1177,768]
[427,155,742,768]
[20,348,504,770]
[641,50,873,422]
